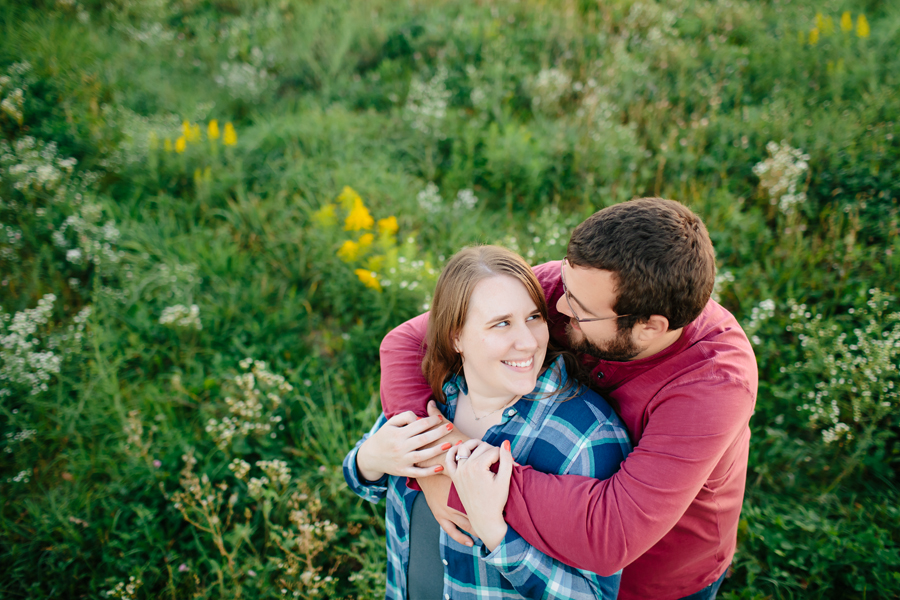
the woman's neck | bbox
[465,389,519,415]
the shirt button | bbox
[442,559,448,566]
[596,371,604,379]
[506,409,517,417]
[445,595,450,599]
[447,385,456,393]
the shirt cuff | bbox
[479,526,530,573]
[343,446,389,503]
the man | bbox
[379,198,757,600]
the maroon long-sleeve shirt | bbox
[379,260,758,600]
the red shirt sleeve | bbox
[448,378,754,575]
[379,312,432,418]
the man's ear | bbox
[633,315,670,342]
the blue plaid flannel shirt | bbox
[343,355,632,600]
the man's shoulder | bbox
[649,300,758,396]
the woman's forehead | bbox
[466,274,538,319]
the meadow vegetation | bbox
[1,0,898,597]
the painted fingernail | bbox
[455,440,463,446]
[446,423,454,431]
[502,440,511,451]
[440,442,452,451]
[434,465,444,473]
[416,417,422,420]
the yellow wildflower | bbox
[808,27,819,45]
[223,123,237,146]
[337,186,363,211]
[815,13,824,31]
[313,203,337,227]
[338,240,360,262]
[840,11,853,32]
[208,120,220,140]
[175,136,186,153]
[358,233,375,249]
[164,138,173,152]
[355,269,382,291]
[822,15,834,36]
[377,216,399,236]
[857,15,870,38]
[187,124,201,142]
[344,198,374,231]
[182,120,191,138]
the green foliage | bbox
[1,0,899,597]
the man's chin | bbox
[565,322,641,362]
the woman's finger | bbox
[468,445,501,471]
[384,410,421,427]
[402,464,448,478]
[407,420,455,451]
[409,439,456,465]
[444,444,461,477]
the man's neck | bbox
[631,327,684,361]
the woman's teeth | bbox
[503,358,533,368]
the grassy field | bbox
[1,0,898,598]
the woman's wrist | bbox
[356,440,386,483]
[477,519,508,553]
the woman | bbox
[343,245,631,600]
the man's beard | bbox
[566,322,642,362]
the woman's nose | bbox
[514,323,539,351]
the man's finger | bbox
[437,517,473,547]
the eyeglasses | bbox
[560,258,631,323]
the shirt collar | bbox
[441,355,571,427]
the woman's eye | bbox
[495,320,510,328]
[526,314,542,322]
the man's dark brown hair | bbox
[567,198,716,331]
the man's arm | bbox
[380,312,432,418]
[452,379,754,574]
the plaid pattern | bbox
[343,355,632,600]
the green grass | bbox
[1,0,899,597]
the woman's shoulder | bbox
[542,359,626,434]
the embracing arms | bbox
[380,307,755,575]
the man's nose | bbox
[556,294,573,318]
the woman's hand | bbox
[356,409,456,481]
[444,439,513,552]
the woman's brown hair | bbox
[422,245,561,403]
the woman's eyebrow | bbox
[486,313,513,323]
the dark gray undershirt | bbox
[407,491,444,600]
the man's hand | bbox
[356,410,455,481]
[445,439,513,552]
[417,475,475,547]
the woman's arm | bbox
[342,414,391,504]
